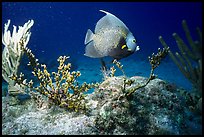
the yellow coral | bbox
[11,48,99,112]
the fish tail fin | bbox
[84,29,94,45]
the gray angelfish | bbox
[84,10,140,60]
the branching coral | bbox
[100,65,116,80]
[112,59,126,76]
[124,47,169,96]
[101,47,169,98]
[159,20,202,95]
[10,40,99,112]
[2,19,34,95]
[100,58,125,80]
[99,46,169,98]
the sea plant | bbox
[124,47,169,96]
[159,20,202,95]
[2,19,34,95]
[10,39,99,112]
[102,47,169,97]
[159,20,202,113]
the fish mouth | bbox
[135,46,140,52]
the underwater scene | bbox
[2,2,202,135]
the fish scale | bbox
[94,28,122,56]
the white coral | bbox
[2,19,34,94]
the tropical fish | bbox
[84,10,140,60]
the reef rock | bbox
[88,76,202,135]
[2,76,202,135]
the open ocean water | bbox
[2,2,202,92]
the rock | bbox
[90,76,202,135]
[2,76,202,135]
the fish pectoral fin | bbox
[121,44,127,49]
[84,29,94,45]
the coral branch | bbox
[159,20,202,95]
[125,47,169,96]
[11,44,99,112]
[2,20,34,95]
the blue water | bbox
[2,2,202,92]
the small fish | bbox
[84,10,140,60]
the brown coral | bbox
[159,20,202,95]
[10,40,99,112]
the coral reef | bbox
[3,19,168,113]
[2,19,201,135]
[89,76,202,135]
[100,47,169,98]
[2,19,34,95]
[100,65,116,80]
[2,96,97,135]
[124,47,169,96]
[159,20,202,95]
[159,20,202,114]
[2,76,202,135]
[10,41,99,112]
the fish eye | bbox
[132,39,136,43]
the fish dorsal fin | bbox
[95,10,129,34]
